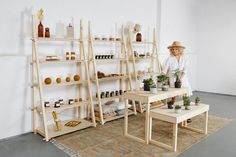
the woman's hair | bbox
[169,47,184,56]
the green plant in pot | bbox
[175,105,182,113]
[157,74,169,91]
[143,77,155,91]
[174,69,182,88]
[195,96,200,105]
[150,84,157,94]
[183,95,191,110]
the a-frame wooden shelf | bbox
[127,28,162,113]
[88,22,136,125]
[31,15,96,142]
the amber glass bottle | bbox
[45,27,50,38]
[38,22,44,37]
[136,33,142,42]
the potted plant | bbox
[167,99,174,109]
[157,74,169,91]
[143,77,155,91]
[150,84,157,94]
[195,96,200,105]
[175,105,182,113]
[157,74,168,87]
[174,69,182,88]
[183,95,191,110]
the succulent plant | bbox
[175,105,181,109]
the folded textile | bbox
[116,109,125,116]
[94,102,132,113]
[95,111,117,119]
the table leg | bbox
[204,111,208,135]
[124,99,129,135]
[149,116,152,141]
[173,123,178,152]
[145,101,150,144]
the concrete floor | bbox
[0,91,235,157]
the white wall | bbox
[159,0,198,90]
[196,0,236,95]
[0,0,159,139]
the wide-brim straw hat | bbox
[167,41,185,49]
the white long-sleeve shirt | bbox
[163,55,192,96]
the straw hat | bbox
[167,41,185,49]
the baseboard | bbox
[194,90,236,97]
[0,131,32,142]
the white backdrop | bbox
[0,0,159,139]
[196,0,236,95]
[0,0,201,139]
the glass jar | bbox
[38,21,44,37]
[45,27,50,38]
[136,33,142,42]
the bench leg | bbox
[173,123,178,152]
[204,111,208,135]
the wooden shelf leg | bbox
[124,99,129,135]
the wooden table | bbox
[124,88,189,144]
[149,103,209,152]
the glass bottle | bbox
[45,27,50,38]
[38,21,44,37]
[136,33,142,42]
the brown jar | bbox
[66,52,70,60]
[71,52,76,60]
[45,27,50,38]
[136,33,142,42]
[38,22,44,37]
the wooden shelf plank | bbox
[36,101,85,113]
[94,58,127,62]
[95,110,134,122]
[93,95,124,102]
[36,118,94,139]
[36,37,81,42]
[42,80,85,87]
[132,41,154,44]
[103,110,135,123]
[92,39,122,43]
[94,75,128,82]
[131,72,159,78]
[133,57,155,60]
[39,59,86,64]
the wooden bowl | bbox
[44,77,51,85]
[65,77,71,82]
[56,78,61,83]
[74,75,80,81]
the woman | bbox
[163,41,192,96]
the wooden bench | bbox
[149,103,209,152]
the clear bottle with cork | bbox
[66,23,74,38]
